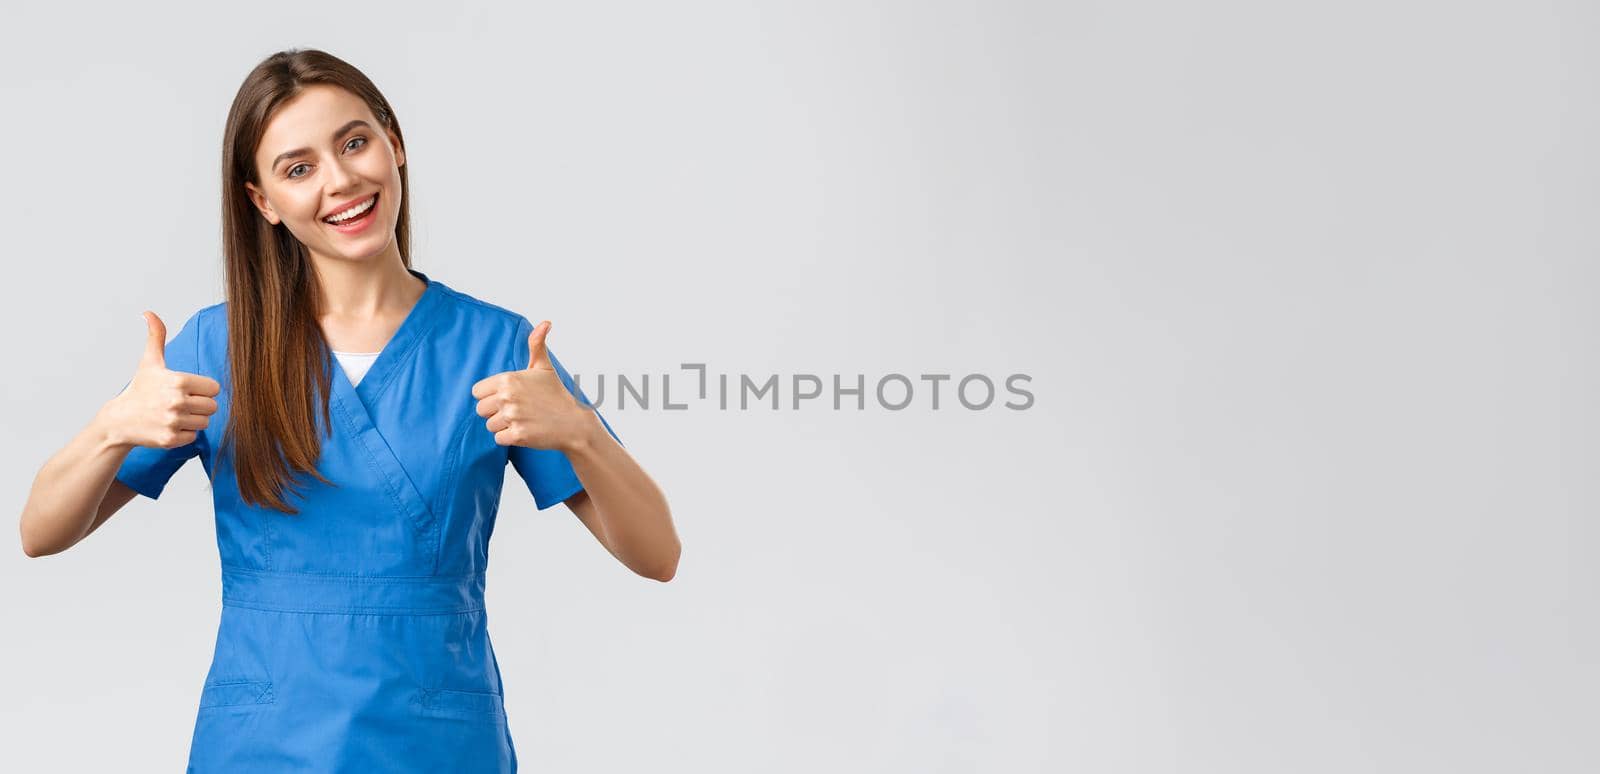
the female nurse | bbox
[18,48,679,773]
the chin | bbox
[326,230,393,259]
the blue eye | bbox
[285,137,368,180]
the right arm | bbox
[18,408,142,557]
[18,309,219,558]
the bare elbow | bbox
[19,518,38,558]
[20,532,57,559]
[19,514,67,558]
[649,546,681,583]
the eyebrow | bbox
[270,119,373,174]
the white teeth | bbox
[325,195,377,223]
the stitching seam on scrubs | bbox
[115,471,158,501]
[431,409,478,575]
[505,317,528,373]
[193,306,209,463]
[543,479,586,513]
[441,287,524,327]
[503,315,584,511]
[261,500,274,570]
[421,688,504,715]
[355,273,436,402]
[327,388,414,533]
[367,307,443,401]
[220,601,485,616]
[219,568,487,614]
[504,317,540,508]
[221,566,486,581]
[437,407,477,517]
[198,679,275,707]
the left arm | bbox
[478,318,680,582]
[560,412,679,582]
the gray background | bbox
[1,1,1593,771]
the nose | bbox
[324,156,358,196]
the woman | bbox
[18,48,679,772]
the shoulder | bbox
[190,301,229,351]
[429,277,538,334]
[150,301,227,377]
[164,301,226,330]
[194,301,227,329]
[426,277,548,370]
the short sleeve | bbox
[505,316,623,511]
[114,309,206,500]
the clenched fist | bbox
[100,311,222,449]
[471,320,594,453]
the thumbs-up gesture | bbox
[471,320,591,452]
[101,311,222,449]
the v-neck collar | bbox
[327,267,444,407]
[319,267,443,544]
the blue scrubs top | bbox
[115,269,620,773]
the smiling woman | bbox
[227,66,415,510]
[241,83,408,292]
[17,46,678,774]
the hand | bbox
[471,320,594,453]
[100,311,222,450]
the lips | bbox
[323,193,378,223]
[323,192,381,235]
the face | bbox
[245,84,405,263]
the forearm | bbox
[19,404,133,557]
[562,412,679,579]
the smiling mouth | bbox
[323,193,379,226]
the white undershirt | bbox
[332,350,381,387]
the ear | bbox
[389,129,405,169]
[243,181,280,225]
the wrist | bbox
[560,408,608,458]
[92,400,134,453]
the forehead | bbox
[256,84,374,166]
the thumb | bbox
[140,311,168,369]
[526,320,553,371]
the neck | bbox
[309,243,423,321]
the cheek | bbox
[377,161,403,194]
[294,202,323,226]
[266,191,319,225]
[373,167,402,214]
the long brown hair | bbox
[218,49,413,514]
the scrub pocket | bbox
[197,605,277,712]
[198,679,276,710]
[417,687,506,723]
